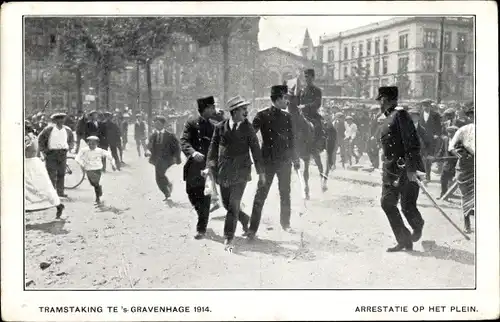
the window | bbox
[457,33,467,52]
[423,52,437,72]
[444,32,452,51]
[374,59,380,76]
[423,29,437,48]
[365,60,371,76]
[358,42,363,57]
[399,34,408,50]
[375,38,380,55]
[382,56,388,75]
[351,44,356,59]
[443,54,453,72]
[328,49,335,62]
[351,63,357,76]
[343,64,348,79]
[457,55,467,74]
[383,36,389,53]
[398,56,409,73]
[366,39,372,56]
[344,46,348,60]
[421,75,436,98]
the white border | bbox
[1,1,499,321]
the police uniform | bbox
[298,69,325,152]
[377,86,425,252]
[180,96,218,236]
[249,85,297,235]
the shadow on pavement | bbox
[26,219,69,235]
[95,203,131,215]
[410,240,475,266]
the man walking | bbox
[74,110,87,153]
[368,106,381,169]
[344,115,360,165]
[247,85,299,239]
[377,86,425,252]
[38,113,75,198]
[146,116,182,204]
[206,95,264,250]
[103,112,122,170]
[180,96,217,240]
[121,113,130,152]
[418,99,443,181]
[134,114,147,157]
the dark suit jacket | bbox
[207,119,263,187]
[134,121,146,140]
[147,130,181,168]
[105,121,121,146]
[85,120,106,142]
[76,116,87,136]
[415,123,433,156]
[421,110,442,137]
[252,106,295,165]
[298,84,322,113]
[180,116,216,188]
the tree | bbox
[344,57,370,98]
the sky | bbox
[258,16,396,54]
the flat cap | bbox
[408,107,421,114]
[103,111,113,116]
[86,136,100,141]
[154,115,167,123]
[50,112,67,119]
[446,125,459,132]
[345,115,353,120]
[418,99,433,106]
[89,110,98,115]
[443,108,456,115]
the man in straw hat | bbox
[206,95,264,250]
[181,96,218,239]
[38,112,75,198]
[376,86,425,252]
[247,85,299,239]
[75,136,116,204]
[145,116,182,205]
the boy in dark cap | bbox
[376,86,425,252]
[298,68,325,153]
[146,116,182,205]
[180,96,218,239]
[247,85,300,238]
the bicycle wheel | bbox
[65,156,85,189]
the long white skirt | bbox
[25,157,61,211]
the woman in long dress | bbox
[25,123,65,218]
[449,104,475,233]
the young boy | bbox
[75,136,116,204]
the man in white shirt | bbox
[75,136,116,203]
[344,115,360,165]
[38,113,75,197]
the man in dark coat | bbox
[377,86,425,252]
[38,113,75,198]
[180,96,218,239]
[298,68,325,152]
[247,85,300,238]
[408,107,434,166]
[121,114,129,152]
[103,112,122,170]
[418,99,443,181]
[437,125,459,199]
[368,106,381,169]
[206,95,264,250]
[146,116,181,203]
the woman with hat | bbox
[206,95,264,251]
[25,122,65,218]
[449,103,475,233]
[75,136,117,204]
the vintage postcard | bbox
[1,1,498,321]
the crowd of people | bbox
[24,68,475,252]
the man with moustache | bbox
[180,96,218,239]
[206,95,264,250]
[246,85,300,239]
[377,86,425,252]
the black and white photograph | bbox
[1,1,498,321]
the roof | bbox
[259,47,323,64]
[302,28,312,47]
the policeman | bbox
[247,85,300,238]
[377,86,425,252]
[180,96,217,240]
[298,68,324,152]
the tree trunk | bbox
[75,68,83,112]
[103,65,110,111]
[95,71,100,111]
[146,59,153,136]
[136,61,140,114]
[222,35,230,104]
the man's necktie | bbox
[232,123,237,132]
[157,132,162,144]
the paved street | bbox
[25,130,475,289]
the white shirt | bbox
[75,147,114,171]
[48,126,69,150]
[228,119,242,130]
[344,122,358,139]
[423,110,430,123]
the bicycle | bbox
[40,153,86,189]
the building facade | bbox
[318,16,474,101]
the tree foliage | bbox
[344,57,370,98]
